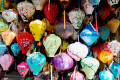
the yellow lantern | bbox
[29,19,46,41]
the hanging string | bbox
[64,10,66,29]
[2,0,4,9]
[78,0,80,12]
[25,0,27,13]
[15,60,16,70]
[95,9,98,35]
[48,0,50,11]
[51,60,53,80]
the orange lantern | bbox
[98,50,113,63]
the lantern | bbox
[29,19,46,41]
[11,43,20,56]
[58,0,71,9]
[98,50,113,63]
[109,61,120,78]
[32,0,47,11]
[0,22,8,35]
[98,26,110,41]
[105,18,120,33]
[61,40,69,51]
[52,52,74,70]
[89,0,100,6]
[17,1,35,22]
[43,34,61,57]
[67,42,88,61]
[16,31,34,54]
[0,42,7,57]
[81,57,99,79]
[2,29,16,46]
[81,0,94,15]
[2,9,17,22]
[68,8,85,29]
[0,54,14,70]
[107,40,120,56]
[54,21,74,39]
[44,3,59,24]
[107,0,119,6]
[17,62,29,78]
[99,70,114,80]
[80,24,100,46]
[27,52,46,75]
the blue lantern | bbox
[11,43,20,56]
[27,52,46,75]
[0,42,7,57]
[109,62,120,78]
[99,70,114,80]
[80,24,100,46]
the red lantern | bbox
[16,31,34,54]
[44,3,59,24]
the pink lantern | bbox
[0,54,14,70]
[17,62,29,78]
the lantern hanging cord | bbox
[25,0,27,13]
[78,0,80,12]
[64,10,66,29]
[2,0,4,9]
[95,9,98,35]
[51,58,53,80]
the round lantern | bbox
[27,52,46,75]
[44,3,59,24]
[29,19,46,41]
[2,9,17,22]
[17,1,35,22]
[67,42,88,61]
[68,8,85,29]
[98,50,113,63]
[81,57,99,79]
[52,52,74,70]
[43,34,61,57]
[0,22,8,35]
[99,70,114,80]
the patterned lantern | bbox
[17,62,29,78]
[16,31,34,54]
[27,52,46,75]
[0,54,14,70]
[0,42,7,57]
[43,34,61,57]
[80,24,100,46]
[11,43,20,56]
[0,22,8,35]
[2,9,17,22]
[67,42,88,61]
[17,1,35,22]
[81,57,99,79]
[44,3,59,24]
[29,19,46,41]
[54,21,74,39]
[52,52,74,70]
[68,8,85,29]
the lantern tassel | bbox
[64,10,66,29]
[95,9,98,35]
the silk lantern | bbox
[99,70,114,80]
[0,42,7,57]
[54,21,74,39]
[107,40,120,56]
[32,0,47,11]
[80,24,100,46]
[107,0,119,6]
[105,18,120,33]
[109,61,120,78]
[0,54,14,70]
[16,31,34,54]
[81,57,99,79]
[2,29,16,46]
[27,52,46,75]
[43,34,61,57]
[67,42,88,61]
[81,0,94,15]
[52,52,74,70]
[17,1,35,22]
[70,67,84,80]
[17,62,29,78]
[11,43,20,56]
[98,26,110,41]
[98,50,113,63]
[68,8,85,29]
[44,3,59,24]
[29,19,46,41]
[2,9,17,22]
[0,22,8,35]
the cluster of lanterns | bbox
[0,0,120,80]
